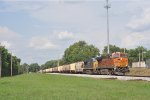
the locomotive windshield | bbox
[120,53,127,58]
[112,53,127,58]
[112,53,119,58]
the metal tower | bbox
[104,0,111,54]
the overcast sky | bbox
[0,0,150,64]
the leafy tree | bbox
[0,45,21,76]
[18,63,29,74]
[59,59,66,66]
[127,46,149,65]
[145,50,150,59]
[102,44,125,58]
[103,44,125,54]
[41,60,58,69]
[29,63,40,72]
[62,41,100,64]
[45,60,58,68]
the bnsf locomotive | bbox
[84,52,129,75]
[42,52,129,75]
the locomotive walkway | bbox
[47,73,150,82]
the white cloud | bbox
[0,26,21,53]
[127,8,150,31]
[0,1,46,12]
[2,1,99,26]
[0,26,20,38]
[1,41,11,49]
[29,37,57,50]
[58,31,74,40]
[121,32,150,49]
[31,2,91,23]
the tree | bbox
[18,63,29,74]
[42,60,58,69]
[0,45,21,76]
[127,46,148,65]
[62,41,100,64]
[102,44,125,58]
[145,50,150,59]
[103,44,124,54]
[29,63,40,72]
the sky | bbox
[0,0,150,64]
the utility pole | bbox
[11,53,13,76]
[139,52,141,67]
[104,0,111,55]
[0,51,2,78]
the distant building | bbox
[146,59,150,68]
[132,61,146,68]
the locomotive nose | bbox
[114,58,128,67]
[120,58,128,67]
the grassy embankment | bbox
[127,68,150,76]
[0,73,150,100]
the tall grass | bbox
[0,73,150,100]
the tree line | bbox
[6,41,150,74]
[25,41,150,72]
[103,45,150,65]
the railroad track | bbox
[47,73,150,82]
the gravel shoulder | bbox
[47,73,150,82]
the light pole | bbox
[104,0,111,55]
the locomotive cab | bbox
[112,52,129,74]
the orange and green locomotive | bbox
[83,52,129,75]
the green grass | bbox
[0,74,150,100]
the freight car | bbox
[75,61,84,73]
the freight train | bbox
[42,52,129,75]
